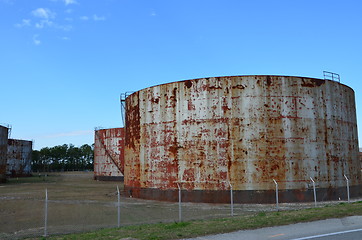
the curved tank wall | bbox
[94,128,124,181]
[7,139,33,177]
[124,75,362,203]
[0,125,8,183]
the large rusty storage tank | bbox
[0,125,9,183]
[124,75,362,203]
[7,139,33,177]
[94,128,124,181]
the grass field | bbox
[0,172,359,240]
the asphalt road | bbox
[184,216,362,240]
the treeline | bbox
[32,144,94,172]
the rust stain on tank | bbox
[185,80,192,88]
[124,75,362,203]
[301,78,325,87]
[266,75,272,86]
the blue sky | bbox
[1,0,362,150]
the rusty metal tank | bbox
[94,128,124,181]
[124,75,362,203]
[7,139,33,177]
[0,125,9,183]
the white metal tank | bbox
[124,75,361,203]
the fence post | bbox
[272,179,279,211]
[44,188,48,237]
[228,181,234,216]
[177,183,182,222]
[310,177,317,207]
[117,185,120,227]
[344,175,350,203]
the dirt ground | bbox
[0,172,351,239]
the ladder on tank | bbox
[120,92,134,127]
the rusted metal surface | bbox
[94,128,124,181]
[0,125,8,182]
[124,75,362,203]
[7,139,33,177]
[124,185,362,203]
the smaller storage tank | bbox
[94,128,124,181]
[0,125,9,183]
[7,139,33,177]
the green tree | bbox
[31,143,94,172]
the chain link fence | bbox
[0,172,356,239]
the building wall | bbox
[94,128,124,181]
[124,75,361,203]
[7,139,32,177]
[0,126,8,182]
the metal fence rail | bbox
[323,71,340,82]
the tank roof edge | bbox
[125,75,355,98]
